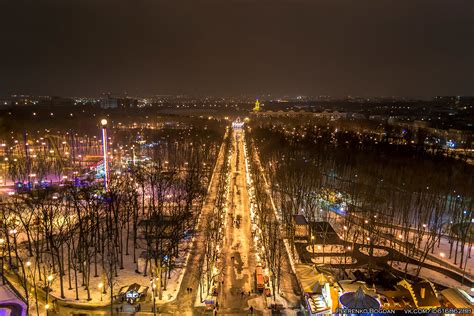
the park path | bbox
[216,127,256,314]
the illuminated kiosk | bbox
[296,264,333,315]
[116,283,148,305]
[232,118,244,129]
[306,283,333,316]
[339,287,380,315]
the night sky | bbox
[1,0,473,97]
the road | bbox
[216,128,257,314]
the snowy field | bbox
[389,261,472,293]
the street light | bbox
[8,229,18,268]
[343,225,349,243]
[46,274,53,315]
[98,282,103,301]
[0,238,5,283]
[25,259,39,314]
[150,278,157,316]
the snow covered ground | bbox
[389,261,472,293]
[20,237,191,305]
[375,222,473,276]
[330,214,473,279]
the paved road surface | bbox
[216,128,257,314]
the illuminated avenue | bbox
[0,1,473,315]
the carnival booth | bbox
[117,283,149,304]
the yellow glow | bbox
[253,99,260,112]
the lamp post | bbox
[26,261,40,316]
[98,282,103,301]
[46,274,53,316]
[398,234,404,254]
[100,119,109,191]
[131,145,136,166]
[24,260,31,302]
[25,260,39,316]
[9,229,18,267]
[0,238,4,284]
[343,226,348,264]
[150,277,157,316]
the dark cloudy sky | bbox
[0,0,473,97]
